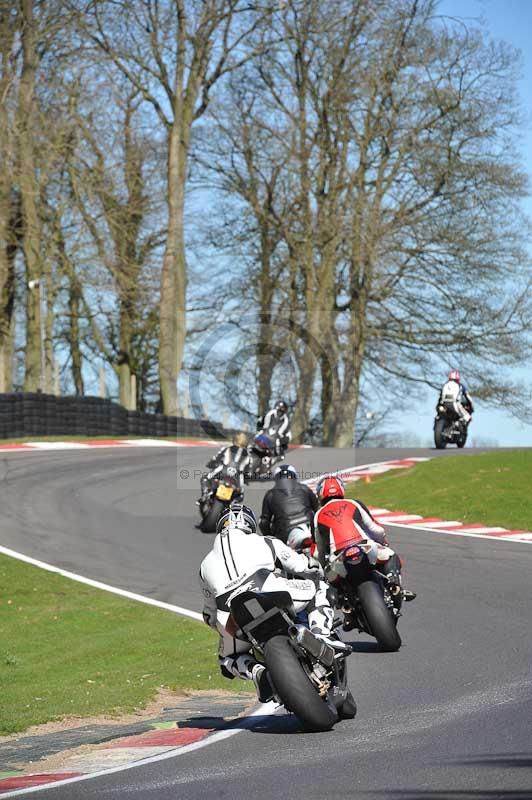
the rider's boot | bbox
[251,664,274,703]
[342,611,357,632]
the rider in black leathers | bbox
[199,432,251,502]
[259,464,318,544]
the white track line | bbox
[383,520,532,544]
[0,544,278,799]
[0,544,202,622]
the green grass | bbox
[0,554,249,736]
[346,450,532,530]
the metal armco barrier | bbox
[0,393,228,440]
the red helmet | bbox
[448,370,460,382]
[316,476,345,501]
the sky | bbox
[401,0,532,447]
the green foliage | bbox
[346,451,532,530]
[0,555,249,736]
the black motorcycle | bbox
[228,584,356,732]
[434,405,468,449]
[325,538,402,652]
[198,464,244,533]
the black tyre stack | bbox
[0,392,232,441]
[22,393,46,437]
[0,394,16,439]
[110,400,128,437]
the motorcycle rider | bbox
[198,432,251,504]
[257,400,291,456]
[259,464,318,547]
[436,370,474,425]
[314,476,416,630]
[199,504,347,702]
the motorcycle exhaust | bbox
[288,625,335,667]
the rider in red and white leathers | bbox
[313,477,415,617]
[199,505,344,701]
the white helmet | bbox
[215,504,257,535]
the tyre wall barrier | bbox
[0,393,229,440]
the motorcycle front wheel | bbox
[200,499,225,533]
[434,417,447,449]
[358,580,402,652]
[457,427,467,448]
[264,636,338,732]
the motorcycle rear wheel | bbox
[264,635,338,732]
[200,499,225,533]
[358,580,402,652]
[434,417,446,449]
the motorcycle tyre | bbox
[457,428,467,448]
[200,499,225,533]
[434,417,446,449]
[264,636,338,732]
[358,580,402,652]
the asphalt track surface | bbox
[1,445,531,799]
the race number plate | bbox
[216,484,234,501]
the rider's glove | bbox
[306,556,324,578]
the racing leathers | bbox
[314,498,412,612]
[437,380,474,424]
[200,444,251,500]
[199,527,335,696]
[315,498,388,564]
[258,408,291,455]
[259,477,318,544]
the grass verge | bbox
[0,553,249,736]
[346,450,532,530]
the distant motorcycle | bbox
[325,534,402,652]
[434,406,468,449]
[247,430,283,480]
[228,585,356,732]
[198,465,244,533]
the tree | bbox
[198,0,532,445]
[0,6,18,391]
[66,81,163,408]
[75,0,275,414]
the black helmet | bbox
[216,504,257,534]
[272,464,297,480]
[275,400,288,414]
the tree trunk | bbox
[159,122,187,415]
[68,275,84,395]
[118,295,134,409]
[18,0,42,392]
[0,13,16,393]
[0,192,16,396]
[256,235,276,414]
